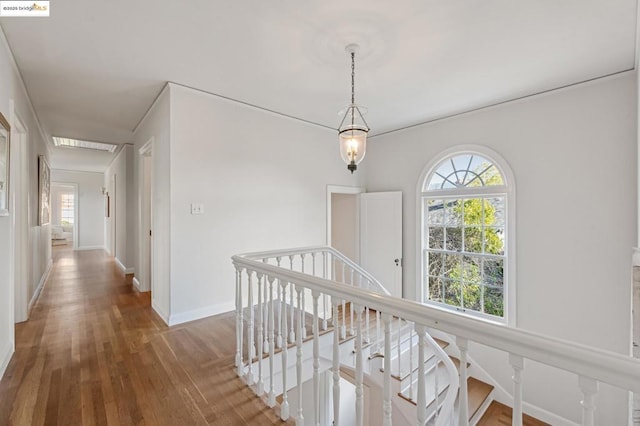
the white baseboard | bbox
[114,257,135,274]
[132,277,141,291]
[28,258,52,313]
[75,245,105,251]
[633,248,640,266]
[0,339,14,380]
[168,301,235,326]
[152,300,170,325]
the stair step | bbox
[468,377,494,420]
[477,401,549,425]
[383,337,449,381]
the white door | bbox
[359,191,403,298]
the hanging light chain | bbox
[351,51,356,105]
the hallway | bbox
[0,246,288,425]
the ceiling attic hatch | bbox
[52,137,118,153]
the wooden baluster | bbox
[397,317,402,377]
[322,252,328,330]
[375,310,381,352]
[262,261,269,353]
[349,269,355,336]
[280,280,290,421]
[267,276,276,407]
[247,270,255,384]
[509,353,524,426]
[332,297,340,426]
[579,376,598,426]
[416,325,427,425]
[301,255,307,339]
[312,291,320,426]
[235,267,243,375]
[458,337,470,426]
[409,325,414,400]
[363,278,370,344]
[276,257,283,348]
[382,313,392,426]
[434,357,440,421]
[355,304,364,426]
[296,285,305,426]
[289,256,295,343]
[256,273,264,395]
[342,264,347,338]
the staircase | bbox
[232,246,640,425]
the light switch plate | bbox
[190,203,204,215]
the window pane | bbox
[443,254,461,280]
[428,276,443,303]
[462,283,481,310]
[428,227,444,249]
[428,252,443,276]
[444,200,461,226]
[483,259,504,287]
[462,256,481,284]
[445,227,462,251]
[480,165,504,186]
[484,287,504,317]
[462,199,483,226]
[485,227,504,255]
[485,197,505,227]
[463,227,482,253]
[444,279,461,307]
[426,199,444,225]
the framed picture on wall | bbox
[0,112,9,217]
[38,155,50,225]
[105,193,110,217]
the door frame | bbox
[326,184,365,249]
[9,100,29,323]
[137,138,153,293]
[51,182,79,250]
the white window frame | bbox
[60,192,74,224]
[416,145,516,326]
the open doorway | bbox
[327,185,364,263]
[50,183,78,249]
[137,139,153,295]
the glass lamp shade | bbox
[338,105,369,173]
[339,127,367,165]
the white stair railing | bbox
[233,246,640,426]
[234,246,457,425]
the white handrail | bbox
[233,250,640,394]
[237,245,390,296]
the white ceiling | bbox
[1,0,637,171]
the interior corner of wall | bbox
[0,339,14,379]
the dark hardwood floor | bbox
[0,246,290,425]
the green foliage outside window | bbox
[425,161,506,318]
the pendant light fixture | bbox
[338,43,369,174]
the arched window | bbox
[420,148,513,323]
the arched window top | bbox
[424,154,505,191]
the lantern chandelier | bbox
[338,43,369,174]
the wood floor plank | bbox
[0,246,293,425]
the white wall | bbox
[131,87,171,322]
[331,193,358,262]
[104,145,135,272]
[0,27,52,378]
[51,170,105,249]
[167,83,365,324]
[364,72,636,424]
